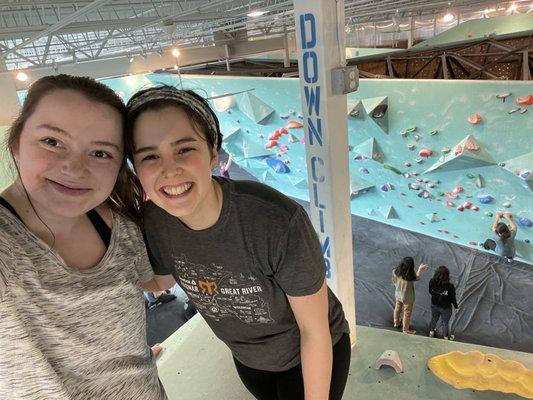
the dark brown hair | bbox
[432,266,450,286]
[394,256,417,281]
[496,222,511,242]
[123,85,223,219]
[6,74,142,223]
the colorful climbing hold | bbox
[286,120,304,129]
[503,202,511,208]
[476,174,485,188]
[445,201,454,207]
[266,157,290,173]
[453,185,464,193]
[441,147,451,154]
[404,162,412,168]
[496,92,511,102]
[466,173,475,179]
[519,169,531,180]
[415,158,424,164]
[268,131,281,140]
[477,194,493,204]
[381,182,395,192]
[279,127,288,135]
[429,130,439,136]
[462,201,472,209]
[515,94,533,106]
[508,107,520,114]
[467,113,482,125]
[485,212,494,217]
[457,205,465,212]
[465,138,480,151]
[409,183,420,190]
[408,144,416,150]
[383,164,402,175]
[413,134,421,141]
[517,217,533,228]
[419,148,433,158]
[265,140,278,148]
[471,206,479,211]
[280,114,290,119]
[453,144,463,156]
[404,126,417,133]
[359,167,369,174]
[468,240,478,245]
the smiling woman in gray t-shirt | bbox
[125,86,351,400]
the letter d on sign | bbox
[299,13,316,49]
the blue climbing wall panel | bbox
[101,74,533,263]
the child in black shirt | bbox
[428,266,459,339]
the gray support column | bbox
[0,65,21,126]
[224,44,231,71]
[293,0,356,343]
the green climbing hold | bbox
[429,130,439,136]
[404,126,417,133]
[466,173,475,179]
[383,164,402,175]
[441,147,451,154]
[485,212,493,217]
[436,192,445,197]
[476,174,484,188]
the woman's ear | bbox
[210,147,219,170]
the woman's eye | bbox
[177,147,194,155]
[142,154,158,162]
[42,137,59,147]
[92,150,112,159]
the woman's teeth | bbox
[163,183,192,196]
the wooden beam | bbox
[410,55,437,78]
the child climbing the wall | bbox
[392,257,428,334]
[428,266,459,340]
[483,212,517,261]
[124,85,351,400]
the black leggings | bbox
[233,333,351,400]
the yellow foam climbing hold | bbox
[428,351,533,399]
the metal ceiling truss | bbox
[349,36,533,80]
[0,0,529,71]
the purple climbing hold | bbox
[476,194,493,204]
[517,217,532,227]
[519,169,531,180]
[381,182,394,192]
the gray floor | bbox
[146,151,533,353]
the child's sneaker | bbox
[429,330,435,337]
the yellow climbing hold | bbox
[428,351,533,398]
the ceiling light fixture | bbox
[442,12,454,22]
[16,71,28,82]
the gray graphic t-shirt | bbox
[0,207,166,400]
[144,177,349,372]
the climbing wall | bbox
[101,74,533,264]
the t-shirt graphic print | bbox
[173,254,274,324]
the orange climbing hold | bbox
[516,94,533,106]
[265,140,278,148]
[286,120,304,129]
[467,113,482,125]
